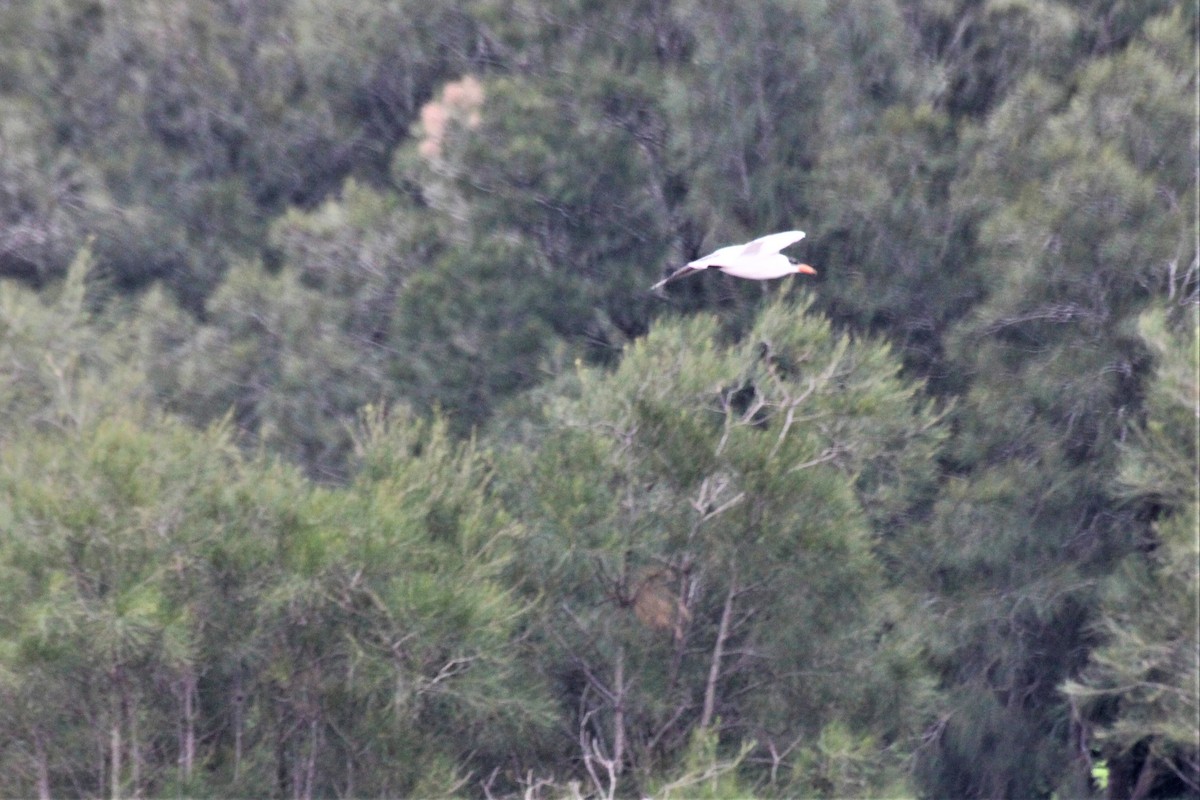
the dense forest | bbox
[0,1,1196,798]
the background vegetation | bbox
[0,1,1196,797]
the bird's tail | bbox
[650,265,695,292]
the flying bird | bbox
[651,231,816,291]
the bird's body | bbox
[651,231,816,291]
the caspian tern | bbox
[651,231,816,291]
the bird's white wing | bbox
[653,232,806,291]
[737,230,805,258]
[686,242,746,269]
[652,241,737,291]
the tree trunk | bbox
[303,717,319,800]
[612,645,626,774]
[665,567,692,697]
[1129,756,1157,800]
[110,715,122,800]
[180,668,197,784]
[109,666,131,800]
[701,568,737,730]
[34,729,51,800]
[233,672,245,782]
[129,692,141,799]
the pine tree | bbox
[1064,308,1199,799]
[910,8,1196,796]
[497,295,944,797]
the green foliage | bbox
[0,0,482,304]
[0,374,550,797]
[0,246,153,428]
[909,8,1197,796]
[151,180,443,479]
[790,722,915,800]
[1063,307,1199,794]
[651,728,755,800]
[388,235,565,431]
[500,296,941,796]
[0,409,254,797]
[0,1,1194,796]
[811,103,976,378]
[400,71,673,364]
[159,260,384,480]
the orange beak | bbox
[795,263,817,275]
